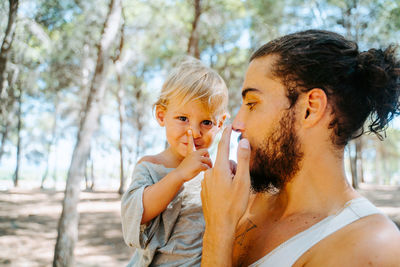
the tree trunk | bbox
[113,10,126,195]
[13,84,22,187]
[355,137,363,184]
[187,0,202,59]
[84,149,91,190]
[375,139,384,185]
[53,0,122,266]
[0,65,18,163]
[41,92,59,189]
[84,163,89,190]
[136,126,143,162]
[0,0,18,98]
[40,160,49,189]
[52,136,59,188]
[349,137,364,189]
[84,149,95,190]
[117,73,125,195]
[90,156,95,190]
[349,140,358,188]
[0,119,10,162]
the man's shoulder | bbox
[303,214,400,266]
[347,214,400,261]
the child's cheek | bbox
[204,130,218,147]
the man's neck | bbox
[233,152,360,266]
[264,149,359,220]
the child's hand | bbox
[175,129,212,182]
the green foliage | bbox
[1,0,399,187]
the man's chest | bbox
[232,215,323,266]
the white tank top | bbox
[249,198,382,267]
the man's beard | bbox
[249,109,303,193]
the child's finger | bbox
[201,156,213,168]
[197,148,210,158]
[186,129,196,155]
[200,163,211,171]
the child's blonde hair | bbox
[154,57,228,118]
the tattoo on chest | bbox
[235,219,257,246]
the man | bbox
[201,30,400,266]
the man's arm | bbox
[201,126,252,266]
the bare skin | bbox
[140,132,211,224]
[201,56,400,266]
[139,98,226,225]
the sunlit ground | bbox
[0,189,131,267]
[0,183,399,266]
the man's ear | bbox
[217,113,228,128]
[155,105,166,126]
[302,88,327,128]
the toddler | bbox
[121,58,228,266]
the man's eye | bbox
[246,102,256,110]
[202,120,214,126]
[177,116,188,122]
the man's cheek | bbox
[249,147,257,171]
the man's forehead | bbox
[241,55,280,95]
[248,55,278,78]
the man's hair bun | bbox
[355,45,400,138]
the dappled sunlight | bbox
[0,190,131,266]
[0,187,398,266]
[0,0,399,265]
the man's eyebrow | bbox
[242,88,261,98]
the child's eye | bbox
[202,120,214,127]
[246,102,256,110]
[177,116,188,122]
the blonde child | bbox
[121,58,228,266]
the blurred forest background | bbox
[0,0,400,266]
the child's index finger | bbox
[186,129,196,155]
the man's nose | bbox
[232,112,245,133]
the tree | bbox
[0,0,18,98]
[112,7,126,195]
[40,91,59,188]
[0,0,19,164]
[187,0,202,59]
[0,67,17,162]
[53,0,122,265]
[12,80,22,186]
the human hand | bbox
[175,129,212,182]
[201,125,251,230]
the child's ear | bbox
[155,105,166,126]
[217,113,228,128]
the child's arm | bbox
[141,130,212,224]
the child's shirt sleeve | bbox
[120,161,182,250]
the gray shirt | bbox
[121,161,205,267]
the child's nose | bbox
[190,125,201,138]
